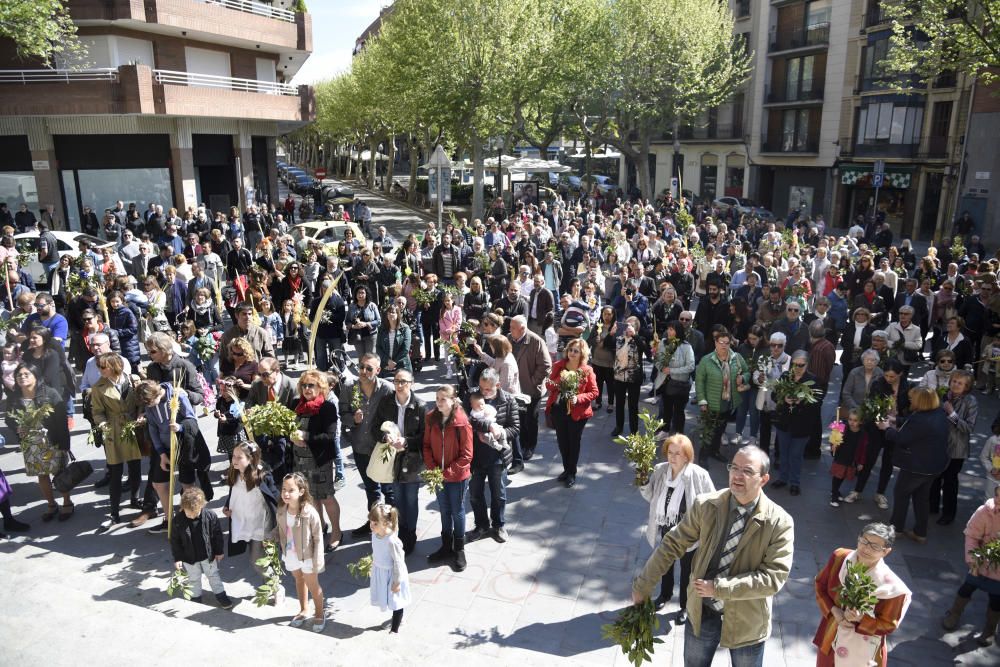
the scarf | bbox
[294,394,325,416]
[837,549,912,620]
[656,463,691,527]
[719,354,731,402]
[287,275,302,294]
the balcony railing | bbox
[202,0,295,22]
[760,137,820,154]
[848,136,950,159]
[153,69,298,95]
[735,0,751,19]
[865,5,889,28]
[769,22,830,53]
[765,84,824,104]
[677,125,744,141]
[0,68,119,83]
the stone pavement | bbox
[3,182,999,664]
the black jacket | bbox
[887,409,950,476]
[146,354,204,406]
[465,388,519,468]
[300,400,339,467]
[694,296,732,340]
[370,390,426,483]
[170,507,225,564]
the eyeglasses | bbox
[231,351,245,357]
[939,359,955,365]
[858,535,889,552]
[360,365,377,372]
[792,362,807,368]
[259,371,274,377]
[301,383,317,390]
[787,308,800,313]
[770,343,784,348]
[726,464,760,477]
[394,379,412,385]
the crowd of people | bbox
[1,188,999,658]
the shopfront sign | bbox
[32,160,49,170]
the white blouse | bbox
[229,476,269,542]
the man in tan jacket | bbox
[632,446,794,666]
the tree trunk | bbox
[384,134,396,195]
[408,141,420,205]
[471,135,484,222]
[584,134,592,193]
[636,127,653,202]
[368,138,377,190]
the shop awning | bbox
[840,164,914,188]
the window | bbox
[857,101,923,145]
[863,38,890,82]
[782,110,810,151]
[807,0,831,27]
[735,0,751,19]
[930,101,952,137]
[784,55,817,101]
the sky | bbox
[292,0,387,85]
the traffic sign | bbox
[872,173,884,188]
[315,168,327,178]
[873,160,885,176]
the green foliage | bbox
[244,402,299,439]
[0,0,84,63]
[969,538,1000,571]
[771,377,821,410]
[613,411,664,486]
[167,568,193,600]
[10,403,54,451]
[836,560,879,617]
[253,540,285,607]
[698,408,726,453]
[420,467,445,495]
[602,598,664,666]
[881,1,1000,86]
[859,394,894,424]
[347,555,374,579]
[292,0,308,13]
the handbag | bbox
[665,378,690,397]
[366,442,397,484]
[53,451,93,494]
[0,469,11,505]
[394,450,425,484]
[832,623,882,666]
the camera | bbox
[626,288,636,297]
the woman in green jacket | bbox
[695,329,749,465]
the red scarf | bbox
[295,395,325,416]
[288,275,302,293]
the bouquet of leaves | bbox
[411,286,433,309]
[859,394,894,424]
[553,369,582,413]
[244,402,299,439]
[546,239,559,256]
[936,385,949,400]
[828,418,846,451]
[347,555,373,580]
[3,310,28,333]
[350,382,364,412]
[654,337,681,372]
[601,598,664,666]
[195,333,219,362]
[836,560,879,617]
[969,538,1000,574]
[687,243,705,262]
[472,251,491,274]
[420,467,444,495]
[698,408,727,453]
[771,376,820,411]
[376,422,400,464]
[9,403,54,451]
[146,303,161,319]
[674,207,693,236]
[614,412,664,486]
[66,271,101,300]
[166,567,193,600]
[951,237,967,261]
[252,540,285,607]
[752,355,774,387]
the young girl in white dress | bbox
[368,503,411,633]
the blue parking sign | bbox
[872,173,884,188]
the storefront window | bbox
[63,168,172,230]
[0,171,39,213]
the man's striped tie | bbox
[717,507,749,579]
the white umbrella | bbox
[482,155,521,170]
[505,157,571,174]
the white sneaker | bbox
[875,494,889,510]
[843,491,860,504]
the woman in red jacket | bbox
[422,385,473,572]
[545,338,599,488]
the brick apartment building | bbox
[0,0,314,231]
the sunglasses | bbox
[259,371,274,377]
[231,351,245,357]
[792,362,807,368]
[360,365,377,372]
[301,383,318,390]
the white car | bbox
[13,231,115,287]
[289,220,369,255]
[713,196,755,216]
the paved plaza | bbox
[1,187,998,666]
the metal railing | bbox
[769,22,830,53]
[154,69,298,95]
[765,84,824,104]
[760,136,820,153]
[0,68,119,84]
[850,136,950,160]
[865,4,889,28]
[202,0,296,22]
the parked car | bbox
[713,196,756,216]
[290,173,317,194]
[321,185,356,207]
[589,174,618,194]
[13,231,115,288]
[290,220,369,256]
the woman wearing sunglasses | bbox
[769,350,819,497]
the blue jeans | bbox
[776,430,808,486]
[469,463,506,529]
[332,421,344,480]
[684,610,765,667]
[436,479,468,538]
[354,452,394,509]
[392,481,420,546]
[734,387,759,438]
[314,337,344,372]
